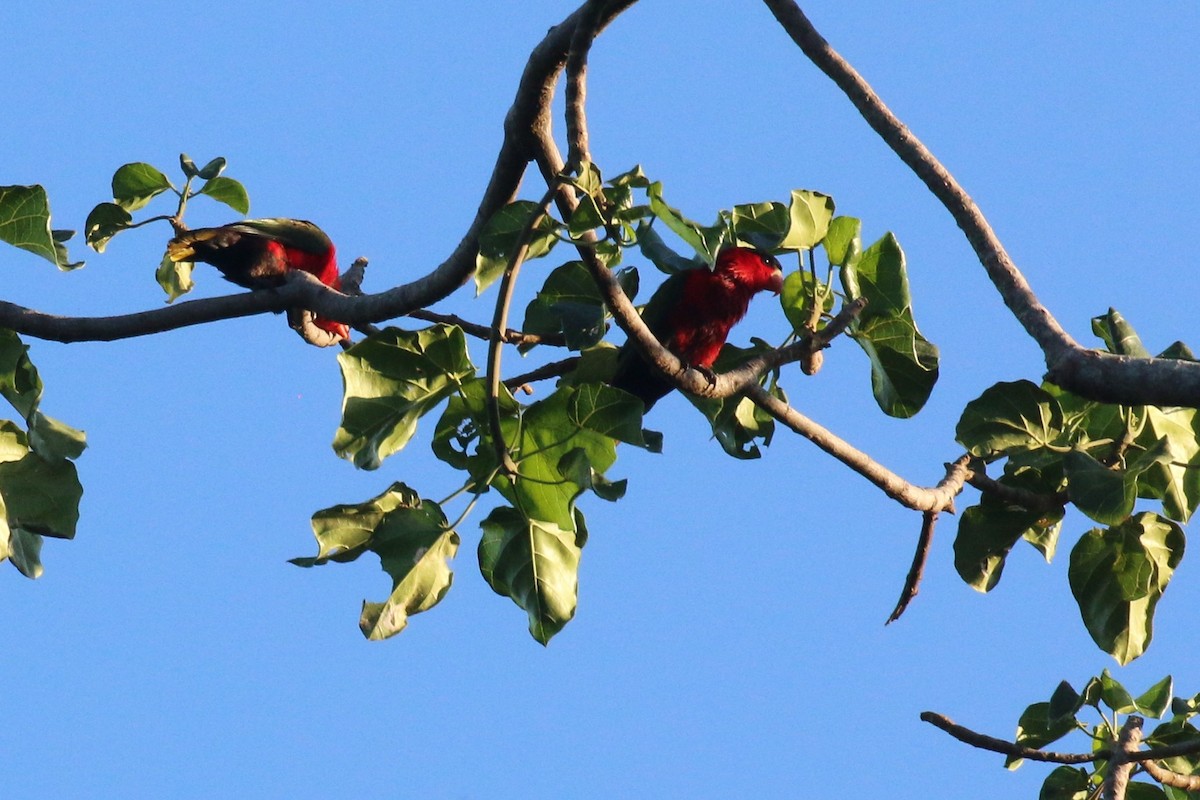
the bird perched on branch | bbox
[166,218,350,346]
[610,246,784,410]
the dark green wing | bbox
[608,272,688,409]
[228,218,332,253]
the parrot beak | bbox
[767,269,784,295]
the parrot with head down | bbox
[166,218,350,346]
[609,245,784,410]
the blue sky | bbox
[4,3,1199,798]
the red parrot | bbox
[165,218,350,346]
[610,246,784,410]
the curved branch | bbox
[750,386,972,512]
[762,0,1200,408]
[0,1,640,346]
[919,712,1096,765]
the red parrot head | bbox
[715,247,784,295]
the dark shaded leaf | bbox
[198,176,250,215]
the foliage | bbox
[1003,673,1200,799]
[953,310,1198,664]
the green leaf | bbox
[557,448,627,502]
[0,450,82,539]
[1135,675,1174,719]
[521,261,633,352]
[333,325,476,470]
[1091,308,1151,358]
[1009,702,1077,769]
[730,201,789,251]
[478,504,583,645]
[1158,341,1196,361]
[0,329,44,419]
[1133,407,1200,522]
[687,341,779,459]
[431,378,518,486]
[779,189,834,251]
[1069,513,1185,664]
[503,387,618,530]
[179,153,200,178]
[1038,766,1090,800]
[635,222,703,274]
[359,497,458,641]
[27,411,86,462]
[0,185,83,269]
[197,157,227,181]
[474,200,560,294]
[840,232,910,318]
[111,162,174,212]
[155,251,194,302]
[1125,783,1168,800]
[1048,681,1082,723]
[954,498,1064,592]
[822,216,862,268]
[566,382,649,447]
[1065,437,1170,526]
[646,182,726,264]
[1099,669,1138,713]
[850,315,939,418]
[83,202,133,253]
[293,483,458,640]
[1064,449,1137,526]
[957,380,1065,457]
[780,269,834,336]
[198,176,250,215]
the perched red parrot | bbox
[165,218,350,346]
[610,246,784,409]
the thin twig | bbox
[485,184,560,476]
[407,309,565,348]
[919,712,1095,765]
[885,508,939,624]
[504,356,582,392]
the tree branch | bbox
[0,1,639,346]
[886,508,940,624]
[761,0,1200,408]
[919,712,1095,765]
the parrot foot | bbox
[689,364,718,387]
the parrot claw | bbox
[690,364,718,387]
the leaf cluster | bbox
[954,310,1199,663]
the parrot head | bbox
[715,247,784,295]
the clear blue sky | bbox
[4,3,1199,798]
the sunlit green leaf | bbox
[840,232,910,318]
[198,176,250,215]
[823,216,861,268]
[334,325,476,470]
[155,251,194,302]
[646,182,726,264]
[851,315,939,418]
[27,411,86,463]
[779,189,834,251]
[1135,675,1174,719]
[730,201,788,252]
[478,504,582,644]
[111,162,174,212]
[1069,513,1185,663]
[957,381,1065,457]
[780,269,834,336]
[0,185,82,269]
[197,157,227,181]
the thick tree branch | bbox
[762,0,1200,408]
[0,1,639,346]
[1141,757,1200,792]
[1104,717,1143,800]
